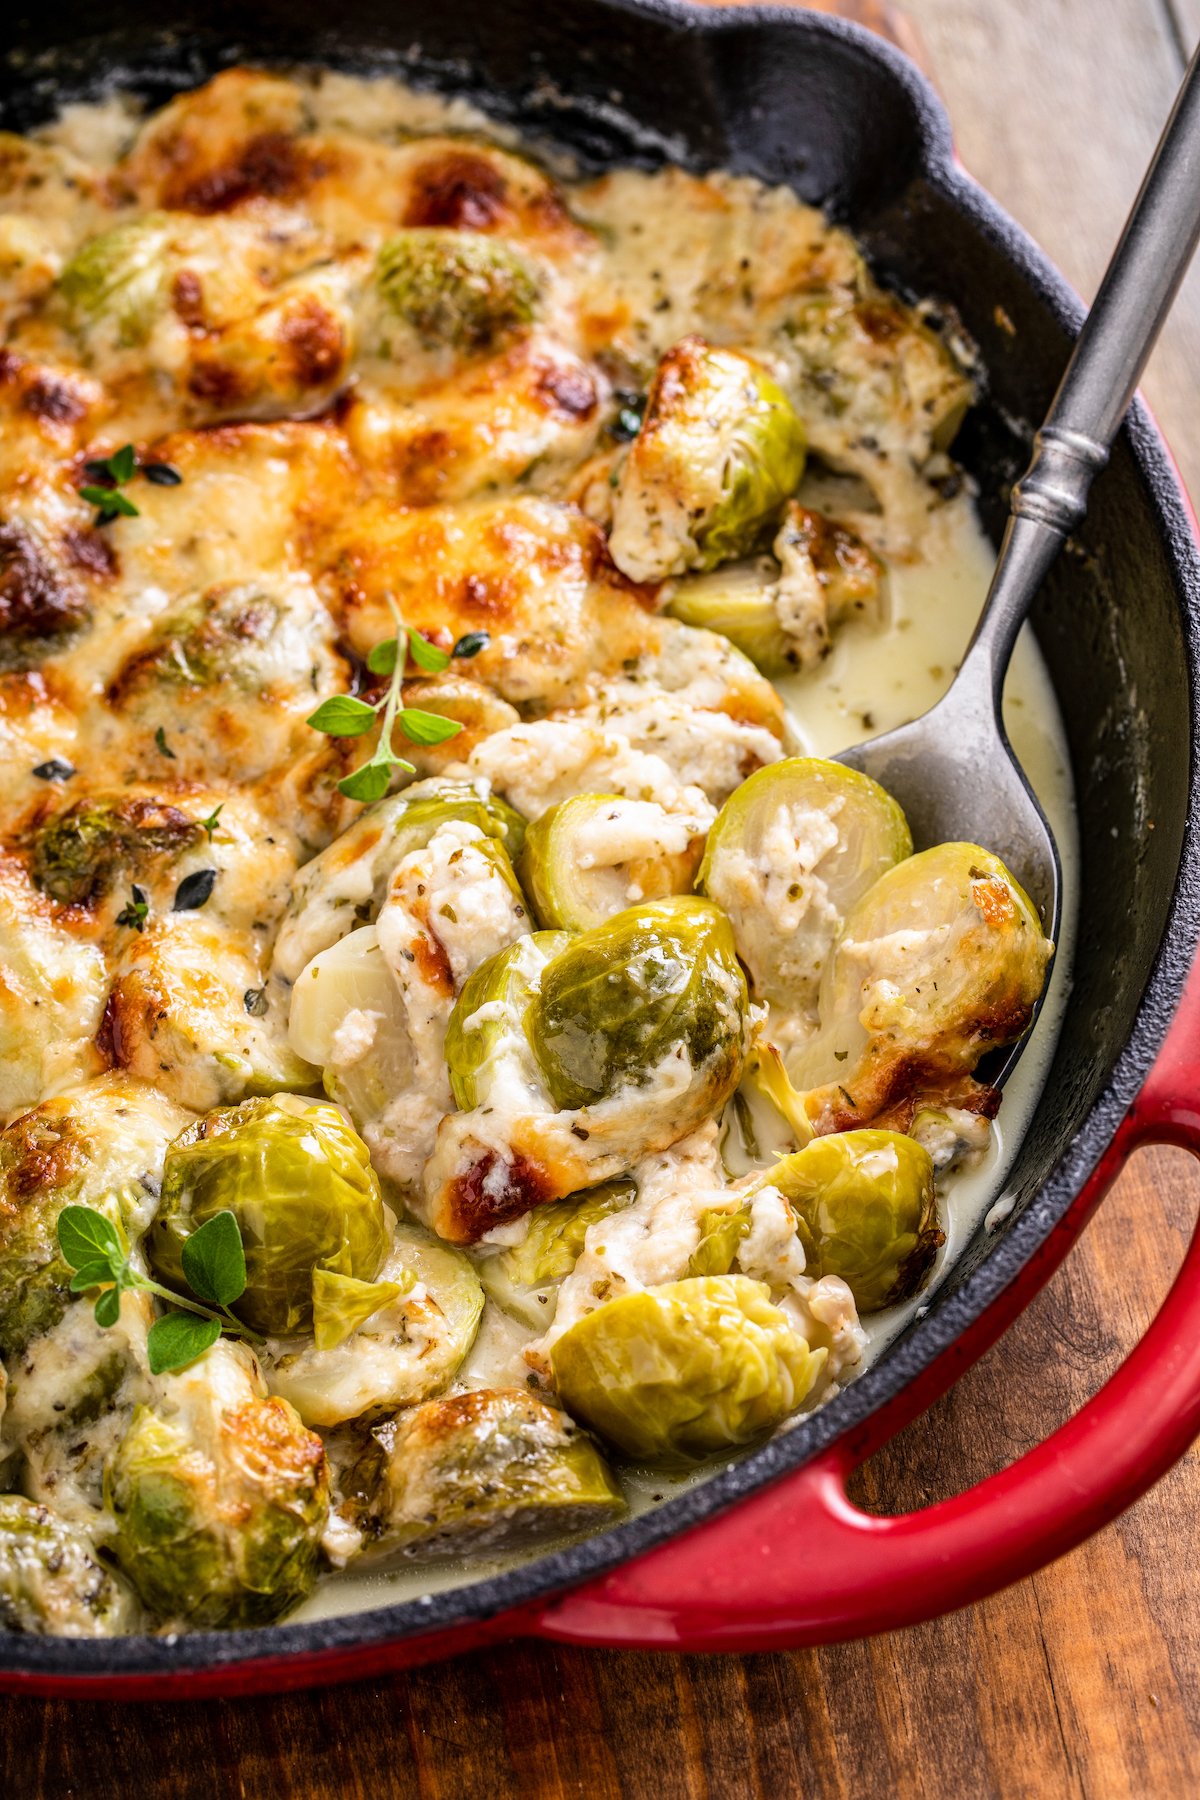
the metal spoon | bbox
[837,40,1200,964]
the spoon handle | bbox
[963,36,1200,692]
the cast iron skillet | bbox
[3,0,1200,1697]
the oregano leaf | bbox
[307,696,379,737]
[181,1210,246,1307]
[147,1312,221,1375]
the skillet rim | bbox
[2,0,1199,1683]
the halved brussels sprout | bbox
[444,930,569,1112]
[551,1275,824,1463]
[149,1095,388,1336]
[0,1495,139,1637]
[372,229,539,354]
[286,925,416,1127]
[749,1130,941,1312]
[789,842,1053,1128]
[608,337,807,584]
[699,757,912,1012]
[355,1388,624,1559]
[666,557,798,677]
[0,1075,189,1357]
[479,1180,637,1330]
[105,1341,328,1629]
[57,213,173,348]
[266,1221,484,1428]
[666,507,884,679]
[272,778,526,983]
[31,794,202,908]
[528,896,747,1112]
[520,794,704,933]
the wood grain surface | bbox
[6,2,1200,1794]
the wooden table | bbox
[6,2,1200,1793]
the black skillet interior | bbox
[3,0,1199,1678]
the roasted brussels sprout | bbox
[106,916,319,1113]
[354,1389,624,1559]
[444,930,569,1112]
[700,757,912,1012]
[528,896,747,1113]
[479,1180,636,1330]
[0,1075,189,1357]
[789,842,1053,1128]
[57,213,174,349]
[666,507,884,678]
[267,1222,484,1428]
[30,794,202,908]
[0,1495,139,1637]
[520,794,704,933]
[750,1130,941,1312]
[149,1096,388,1336]
[608,337,806,584]
[272,778,526,983]
[665,557,799,677]
[551,1275,824,1462]
[105,1340,328,1629]
[372,229,539,355]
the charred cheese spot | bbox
[402,150,511,231]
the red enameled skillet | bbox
[3,0,1200,1697]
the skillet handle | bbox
[527,965,1200,1651]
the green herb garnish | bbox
[307,605,466,805]
[197,804,224,841]
[154,725,175,759]
[79,443,185,527]
[115,883,150,932]
[56,1203,256,1374]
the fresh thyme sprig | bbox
[307,607,488,805]
[79,444,185,528]
[56,1204,258,1374]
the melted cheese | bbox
[0,68,1077,1630]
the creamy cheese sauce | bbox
[292,498,1078,1623]
[0,67,1076,1633]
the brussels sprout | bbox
[665,557,797,677]
[150,1096,388,1336]
[551,1275,824,1463]
[699,757,912,1012]
[528,896,747,1113]
[31,794,202,907]
[0,1495,139,1637]
[354,1388,624,1559]
[0,1076,189,1357]
[749,1130,941,1312]
[786,289,973,462]
[666,509,883,679]
[444,930,569,1112]
[57,214,173,348]
[105,1340,328,1628]
[372,229,539,354]
[608,337,807,584]
[520,794,704,933]
[789,842,1054,1128]
[479,1180,637,1330]
[268,1223,484,1427]
[286,924,415,1128]
[106,917,319,1114]
[273,777,526,983]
